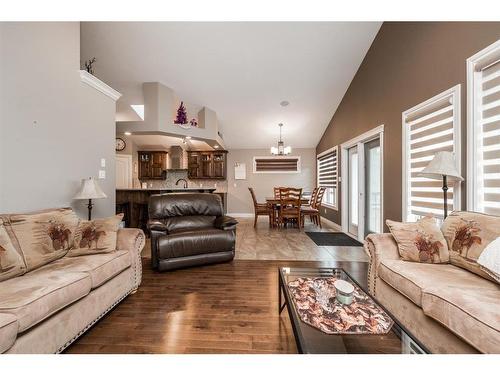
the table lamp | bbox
[418,151,463,219]
[73,177,107,220]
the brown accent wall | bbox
[316,22,500,227]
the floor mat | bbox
[305,232,363,247]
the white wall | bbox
[0,22,117,218]
[226,148,316,214]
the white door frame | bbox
[341,125,384,242]
[116,154,133,188]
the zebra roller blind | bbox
[253,156,300,173]
[403,85,461,221]
[469,44,500,215]
[317,147,338,207]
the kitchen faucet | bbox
[176,178,188,189]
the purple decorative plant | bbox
[174,101,188,124]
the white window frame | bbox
[252,156,301,174]
[402,85,462,222]
[467,39,500,212]
[317,146,339,210]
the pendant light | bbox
[271,123,291,155]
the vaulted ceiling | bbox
[81,22,381,149]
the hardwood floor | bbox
[65,258,368,354]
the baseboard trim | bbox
[227,213,254,218]
[320,216,342,231]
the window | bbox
[317,146,338,209]
[253,156,300,173]
[402,85,461,221]
[467,40,500,215]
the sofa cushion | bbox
[0,270,91,332]
[441,211,500,282]
[7,208,80,271]
[0,218,27,282]
[157,229,235,259]
[378,259,498,307]
[33,250,131,288]
[386,216,449,263]
[0,313,18,353]
[68,214,123,257]
[422,287,500,353]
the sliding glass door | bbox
[341,126,384,241]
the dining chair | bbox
[274,186,286,199]
[278,187,302,229]
[301,187,326,228]
[248,187,272,228]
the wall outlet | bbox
[101,158,106,168]
[98,170,106,179]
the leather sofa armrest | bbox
[116,228,146,291]
[147,220,168,233]
[214,215,238,231]
[364,233,401,296]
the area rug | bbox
[287,277,393,334]
[305,232,363,247]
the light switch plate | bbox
[101,158,106,168]
[98,170,106,179]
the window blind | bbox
[317,148,337,189]
[403,86,460,221]
[474,58,500,215]
[253,157,300,173]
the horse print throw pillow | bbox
[68,214,123,257]
[441,211,500,282]
[386,216,449,264]
[8,208,79,271]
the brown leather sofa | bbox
[148,193,238,271]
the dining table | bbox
[265,196,311,228]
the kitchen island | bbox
[116,188,227,230]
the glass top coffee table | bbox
[278,267,429,354]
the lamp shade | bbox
[418,151,463,181]
[73,177,107,200]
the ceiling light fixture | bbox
[271,123,291,156]
[124,131,132,136]
[185,136,192,140]
[214,145,219,149]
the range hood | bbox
[168,146,187,170]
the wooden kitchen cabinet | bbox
[138,151,167,179]
[187,150,227,179]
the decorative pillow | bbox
[0,218,27,281]
[477,237,500,284]
[442,211,500,282]
[386,216,449,263]
[8,208,79,271]
[68,214,123,257]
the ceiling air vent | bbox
[253,156,301,174]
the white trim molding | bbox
[467,39,500,212]
[227,213,254,218]
[340,124,384,242]
[79,70,122,101]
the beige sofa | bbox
[0,208,145,354]
[365,212,500,354]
